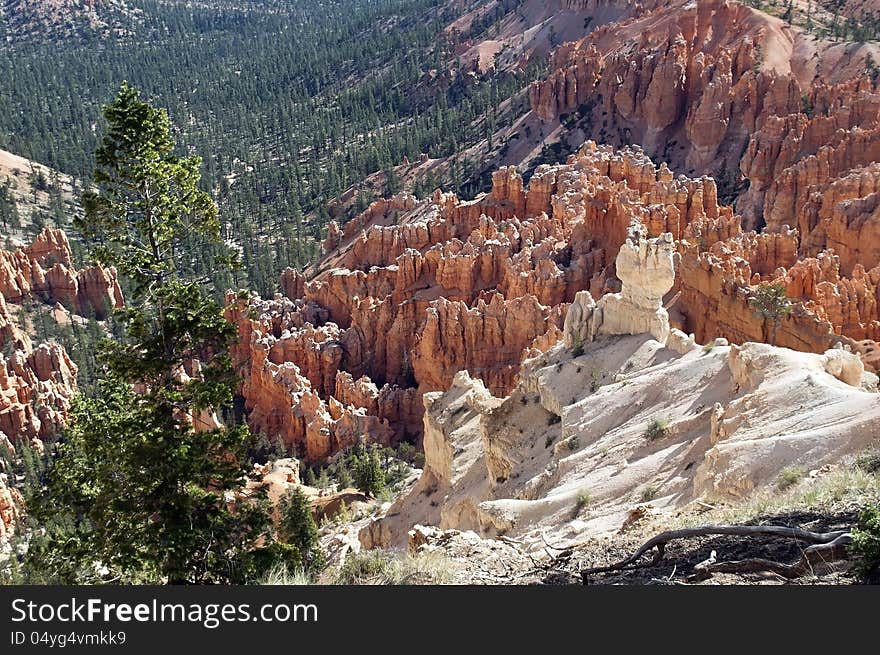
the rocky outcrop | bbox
[0,228,120,444]
[675,224,880,363]
[361,325,880,549]
[235,134,880,462]
[0,227,123,319]
[0,471,24,543]
[0,339,78,444]
[527,0,880,263]
[530,0,796,175]
[233,143,731,461]
[563,221,676,345]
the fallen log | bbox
[694,533,852,580]
[581,525,850,580]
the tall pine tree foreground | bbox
[27,82,284,584]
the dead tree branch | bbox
[581,525,850,580]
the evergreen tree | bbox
[749,283,794,346]
[336,464,353,490]
[277,487,325,573]
[27,83,272,584]
[353,442,386,497]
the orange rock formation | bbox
[230,0,880,461]
[0,228,122,444]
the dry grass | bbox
[260,549,459,585]
[259,564,316,586]
[330,549,458,585]
[678,462,880,528]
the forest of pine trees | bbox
[0,0,545,295]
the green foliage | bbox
[573,489,591,517]
[0,1,549,295]
[748,283,794,345]
[644,418,669,442]
[333,549,455,585]
[867,54,880,84]
[850,504,880,579]
[335,464,353,490]
[0,179,21,229]
[277,487,325,574]
[639,484,660,503]
[335,549,393,585]
[715,165,747,206]
[776,466,806,491]
[28,379,269,583]
[856,448,880,474]
[352,442,386,497]
[801,94,815,118]
[26,84,272,584]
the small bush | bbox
[643,418,669,441]
[566,436,579,451]
[776,466,806,491]
[544,435,555,448]
[702,343,715,355]
[639,484,660,503]
[855,449,880,474]
[572,489,591,517]
[571,344,585,358]
[278,487,326,573]
[851,504,880,580]
[547,414,561,426]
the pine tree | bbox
[277,487,325,573]
[353,443,386,498]
[336,464,353,490]
[749,283,794,346]
[27,82,272,584]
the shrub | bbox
[573,489,591,516]
[335,465,352,490]
[855,449,880,474]
[776,466,805,491]
[850,504,880,579]
[335,550,455,585]
[547,414,561,426]
[260,563,314,585]
[643,418,669,441]
[639,484,660,503]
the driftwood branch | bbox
[695,533,852,580]
[581,525,850,579]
